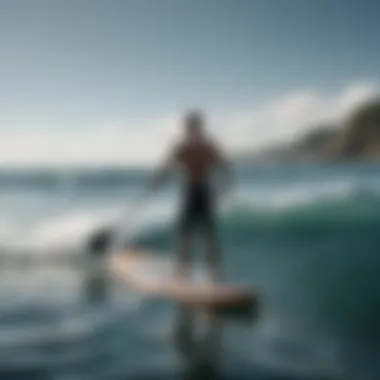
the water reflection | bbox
[174,306,223,380]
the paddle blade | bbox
[86,228,113,256]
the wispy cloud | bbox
[0,82,378,167]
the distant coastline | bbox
[3,97,380,172]
[238,97,380,164]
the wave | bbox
[1,181,380,253]
[222,192,380,243]
[131,186,380,249]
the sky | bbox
[0,0,379,167]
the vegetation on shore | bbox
[246,97,380,162]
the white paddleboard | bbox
[109,250,259,318]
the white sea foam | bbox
[0,196,176,257]
[228,177,380,212]
[0,173,380,257]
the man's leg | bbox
[175,230,192,279]
[174,228,195,357]
[204,227,223,283]
[199,184,222,283]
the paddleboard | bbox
[109,250,260,320]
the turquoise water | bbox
[0,163,379,380]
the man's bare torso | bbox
[174,139,219,184]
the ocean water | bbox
[0,163,380,380]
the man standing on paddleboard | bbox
[148,110,231,282]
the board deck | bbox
[109,250,260,319]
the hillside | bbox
[245,97,380,163]
[341,98,380,158]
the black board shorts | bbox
[178,181,215,234]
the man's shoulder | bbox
[204,138,221,153]
[174,137,221,154]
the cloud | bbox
[217,81,379,152]
[0,82,378,167]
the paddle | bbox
[86,164,232,257]
[86,189,151,257]
[85,163,172,257]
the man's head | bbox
[184,110,204,140]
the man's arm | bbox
[146,146,179,194]
[210,142,233,195]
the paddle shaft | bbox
[87,189,151,256]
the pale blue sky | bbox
[0,0,379,166]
